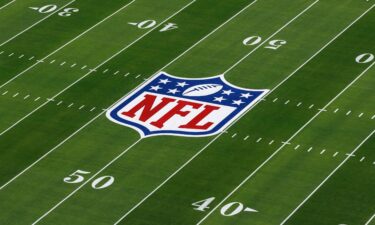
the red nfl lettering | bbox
[121,94,219,130]
[107,72,268,137]
[121,94,175,122]
[179,105,220,130]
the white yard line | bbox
[365,214,375,225]
[0,0,137,89]
[224,0,319,74]
[31,139,143,225]
[113,2,375,223]
[0,0,196,137]
[141,4,375,223]
[197,61,375,225]
[0,0,259,192]
[29,1,198,223]
[0,75,152,191]
[0,0,15,10]
[0,0,75,47]
[113,133,223,224]
[0,112,103,190]
[0,0,258,191]
[280,129,375,225]
[114,1,321,223]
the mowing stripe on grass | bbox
[0,0,259,191]
[29,1,317,223]
[0,2,274,201]
[280,129,375,225]
[223,0,320,75]
[0,0,15,10]
[17,1,318,221]
[31,139,143,225]
[196,60,375,225]
[25,2,199,223]
[366,214,375,225]
[112,3,375,223]
[0,0,136,89]
[113,1,321,222]
[0,0,196,137]
[0,0,75,47]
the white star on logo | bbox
[241,93,253,99]
[168,88,180,94]
[177,82,188,87]
[214,96,226,102]
[232,99,245,105]
[159,78,171,84]
[150,85,162,91]
[222,89,234,95]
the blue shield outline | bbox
[106,72,269,138]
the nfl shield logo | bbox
[107,72,268,137]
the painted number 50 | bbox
[356,53,374,64]
[63,169,115,190]
[243,36,287,50]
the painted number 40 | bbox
[128,20,178,32]
[192,197,258,217]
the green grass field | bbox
[0,0,374,224]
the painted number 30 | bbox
[30,4,79,17]
[63,169,115,189]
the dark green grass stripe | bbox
[285,134,375,225]
[0,0,134,85]
[0,0,256,187]
[0,0,14,9]
[118,8,375,225]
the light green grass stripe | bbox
[0,0,75,46]
[0,0,15,10]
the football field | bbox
[0,0,374,224]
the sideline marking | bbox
[0,0,15,10]
[199,61,375,225]
[0,0,137,89]
[280,130,375,225]
[0,0,75,47]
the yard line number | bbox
[63,169,115,189]
[243,36,287,50]
[192,197,257,217]
[29,4,79,17]
[128,20,178,32]
[356,53,374,64]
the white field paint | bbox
[115,1,321,223]
[0,0,196,138]
[0,0,137,89]
[365,214,375,225]
[0,0,15,10]
[198,60,375,225]
[0,0,259,191]
[0,0,75,47]
[280,130,375,225]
